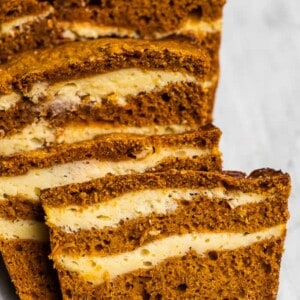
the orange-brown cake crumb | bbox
[41,169,290,299]
[0,0,225,66]
[0,127,222,300]
[0,38,213,142]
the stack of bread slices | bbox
[0,1,290,299]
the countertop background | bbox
[1,0,299,298]
[215,1,300,299]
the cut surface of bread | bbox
[41,169,290,299]
[0,126,222,299]
[0,38,214,156]
[0,0,225,68]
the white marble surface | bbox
[1,0,300,299]
[215,0,300,299]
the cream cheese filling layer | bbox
[154,18,222,40]
[0,120,191,156]
[56,225,284,285]
[0,68,202,111]
[0,7,54,37]
[45,188,270,233]
[59,18,222,41]
[0,93,21,111]
[25,69,197,105]
[0,147,207,202]
[0,218,48,241]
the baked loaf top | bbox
[0,38,209,94]
[41,168,291,207]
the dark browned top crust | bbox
[41,168,291,207]
[0,125,221,176]
[0,38,209,94]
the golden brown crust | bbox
[41,169,291,207]
[49,196,288,257]
[0,239,60,300]
[57,237,284,300]
[0,38,209,93]
[0,126,222,176]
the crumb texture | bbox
[0,126,221,176]
[57,238,284,300]
[0,0,225,63]
[0,239,60,300]
[41,169,290,299]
